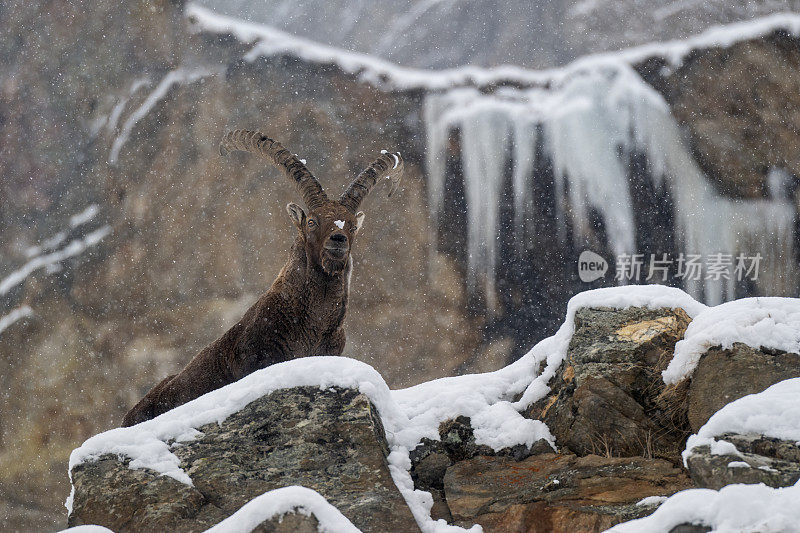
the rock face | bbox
[686,433,800,490]
[640,32,800,199]
[685,343,800,431]
[526,307,692,461]
[68,387,419,532]
[443,453,692,533]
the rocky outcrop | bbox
[68,387,419,532]
[686,433,800,490]
[66,304,800,532]
[685,343,800,431]
[639,32,800,199]
[443,453,692,533]
[525,307,692,462]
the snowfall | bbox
[62,284,800,533]
[51,5,800,533]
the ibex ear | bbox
[286,203,306,230]
[354,211,365,233]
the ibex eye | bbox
[307,220,316,227]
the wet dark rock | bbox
[410,416,552,491]
[668,525,712,533]
[68,387,419,532]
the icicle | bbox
[423,62,797,307]
[511,119,537,250]
[459,109,511,309]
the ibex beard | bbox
[121,130,403,427]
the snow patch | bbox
[0,306,33,336]
[69,205,100,228]
[109,67,220,165]
[105,77,151,136]
[683,378,800,465]
[204,486,360,533]
[663,298,800,384]
[635,495,668,507]
[606,482,800,533]
[1,225,112,297]
[334,220,345,229]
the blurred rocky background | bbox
[1,0,799,530]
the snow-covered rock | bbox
[66,285,800,532]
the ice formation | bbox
[424,63,797,306]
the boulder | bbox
[526,307,692,460]
[443,453,693,533]
[685,433,800,490]
[68,387,419,532]
[686,344,800,431]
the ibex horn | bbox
[220,130,328,211]
[340,150,403,212]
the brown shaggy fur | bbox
[122,130,402,426]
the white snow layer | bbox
[663,297,800,384]
[69,285,710,532]
[0,305,33,336]
[69,204,100,228]
[683,378,800,464]
[610,378,800,533]
[187,4,800,91]
[605,482,800,533]
[205,486,361,533]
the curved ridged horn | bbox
[340,150,403,212]
[220,129,328,211]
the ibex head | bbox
[220,130,403,274]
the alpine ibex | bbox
[122,130,403,426]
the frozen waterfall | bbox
[424,63,797,306]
